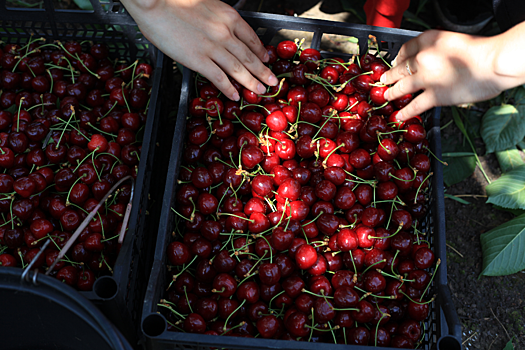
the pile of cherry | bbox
[163,39,438,348]
[0,39,152,291]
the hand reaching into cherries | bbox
[381,21,525,121]
[120,0,278,101]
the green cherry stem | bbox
[422,258,441,298]
[223,299,246,331]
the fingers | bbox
[381,58,416,85]
[210,46,270,96]
[392,36,420,67]
[234,19,269,64]
[384,74,422,102]
[195,58,242,101]
[396,92,436,121]
[223,32,278,92]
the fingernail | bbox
[268,74,278,86]
[383,88,389,101]
[380,73,386,84]
[232,91,240,101]
[257,83,266,94]
[263,52,269,63]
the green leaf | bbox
[464,108,483,139]
[496,147,524,172]
[517,139,525,151]
[493,205,525,217]
[340,0,366,23]
[442,140,476,187]
[481,104,525,154]
[5,104,18,114]
[481,213,525,276]
[486,164,525,209]
[503,338,515,350]
[72,0,93,10]
[514,86,525,106]
[444,194,471,205]
[402,11,431,30]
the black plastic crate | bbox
[0,0,167,345]
[141,11,461,350]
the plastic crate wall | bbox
[141,11,461,350]
[0,0,166,345]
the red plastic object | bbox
[364,0,411,28]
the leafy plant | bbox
[480,213,525,276]
[447,86,525,277]
[72,0,94,11]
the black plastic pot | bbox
[0,267,133,350]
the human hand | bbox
[380,30,503,121]
[121,0,278,101]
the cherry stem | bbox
[377,269,406,281]
[308,308,315,342]
[229,237,253,258]
[304,73,336,99]
[65,173,87,206]
[56,107,75,149]
[422,258,441,297]
[312,110,337,141]
[335,71,373,93]
[268,289,285,310]
[302,211,324,227]
[240,103,270,114]
[158,302,186,320]
[114,60,138,74]
[183,285,193,313]
[424,145,448,166]
[342,169,377,185]
[370,35,392,68]
[361,259,387,274]
[86,122,117,138]
[259,78,285,98]
[214,156,235,169]
[255,234,273,263]
[343,99,360,113]
[16,97,25,132]
[347,249,358,276]
[237,141,246,170]
[217,212,254,223]
[304,324,340,332]
[223,299,246,331]
[322,143,346,166]
[414,172,433,202]
[170,207,192,222]
[399,290,435,305]
[73,52,101,79]
[368,223,403,240]
[331,307,359,312]
[233,112,261,142]
[301,288,334,299]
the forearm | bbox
[491,21,525,90]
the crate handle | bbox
[45,175,135,275]
[142,312,167,337]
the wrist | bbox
[491,22,525,90]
